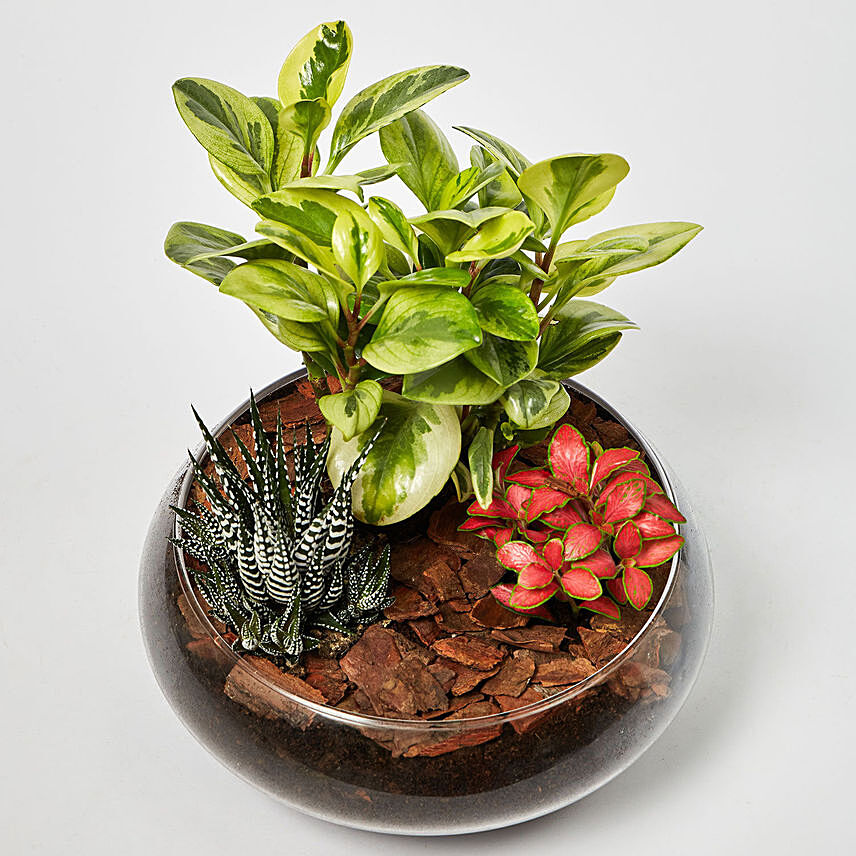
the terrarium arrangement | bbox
[141,19,712,835]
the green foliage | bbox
[165,19,701,525]
[172,396,392,661]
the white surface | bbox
[2,1,854,851]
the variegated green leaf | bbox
[209,155,271,206]
[277,20,352,108]
[363,286,482,374]
[503,378,570,429]
[379,109,459,210]
[164,221,246,285]
[470,283,539,340]
[332,210,384,288]
[327,392,461,525]
[401,357,503,405]
[538,300,637,379]
[326,65,469,172]
[173,78,274,178]
[437,161,507,210]
[255,220,337,276]
[410,206,512,256]
[272,125,306,189]
[453,126,532,178]
[517,154,629,240]
[470,145,522,209]
[382,267,471,288]
[218,259,331,322]
[368,196,420,261]
[468,426,494,509]
[250,306,335,353]
[446,210,535,263]
[318,380,383,441]
[185,238,290,264]
[284,164,401,201]
[280,98,332,158]
[463,334,538,387]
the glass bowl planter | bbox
[139,371,713,835]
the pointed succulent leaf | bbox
[379,109,459,210]
[277,20,352,108]
[318,380,383,441]
[327,65,469,171]
[173,78,275,178]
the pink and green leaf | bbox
[521,527,550,543]
[542,538,564,570]
[505,483,533,515]
[590,447,640,488]
[525,486,570,522]
[644,493,686,523]
[497,540,543,572]
[506,468,551,487]
[623,564,653,610]
[614,521,642,559]
[467,496,514,518]
[548,424,590,493]
[491,583,553,619]
[492,444,519,482]
[606,576,627,604]
[563,522,603,560]
[631,511,676,538]
[509,581,559,609]
[599,478,646,524]
[559,566,602,601]
[540,505,583,530]
[459,516,499,532]
[636,534,684,568]
[574,548,618,579]
[517,562,555,589]
[580,595,621,620]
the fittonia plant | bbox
[172,395,392,660]
[165,19,702,526]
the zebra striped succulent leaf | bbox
[171,393,391,662]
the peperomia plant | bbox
[460,424,685,619]
[173,395,392,661]
[165,19,702,526]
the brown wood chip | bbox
[303,654,349,704]
[578,627,627,665]
[432,636,505,670]
[435,657,500,696]
[427,500,486,556]
[420,560,466,602]
[409,617,444,647]
[490,625,566,652]
[533,655,597,687]
[384,585,438,621]
[470,595,529,629]
[458,553,506,600]
[481,650,535,697]
[493,686,552,734]
[434,602,483,633]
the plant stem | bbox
[529,239,558,307]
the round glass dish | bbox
[139,371,713,835]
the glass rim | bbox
[173,370,682,732]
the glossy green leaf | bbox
[379,109,459,210]
[249,306,334,353]
[279,98,332,158]
[363,286,482,373]
[382,267,471,288]
[453,126,531,178]
[326,65,469,172]
[401,357,503,405]
[468,426,495,509]
[209,155,271,206]
[410,206,512,256]
[185,237,291,264]
[331,210,384,288]
[277,20,352,108]
[173,78,274,178]
[437,161,506,210]
[164,221,245,285]
[517,154,629,240]
[218,259,331,321]
[271,125,306,190]
[255,220,337,276]
[469,282,539,340]
[463,334,538,386]
[318,380,383,441]
[446,210,535,263]
[470,145,522,209]
[368,196,420,261]
[538,300,636,378]
[503,378,570,429]
[327,392,461,524]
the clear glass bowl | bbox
[139,372,713,835]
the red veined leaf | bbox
[491,583,553,620]
[518,562,555,589]
[525,487,569,522]
[645,493,686,523]
[614,521,642,559]
[505,484,532,515]
[548,424,590,493]
[509,581,559,609]
[574,548,618,579]
[606,576,627,604]
[636,534,684,568]
[543,538,564,570]
[560,566,602,601]
[600,478,646,524]
[492,528,513,547]
[521,527,550,543]
[631,511,676,538]
[623,564,653,609]
[506,468,551,487]
[459,516,498,531]
[563,522,602,560]
[492,444,519,482]
[580,595,621,620]
[467,496,514,518]
[540,505,583,529]
[497,540,544,572]
[598,471,663,502]
[590,447,640,488]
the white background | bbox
[2,1,854,852]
